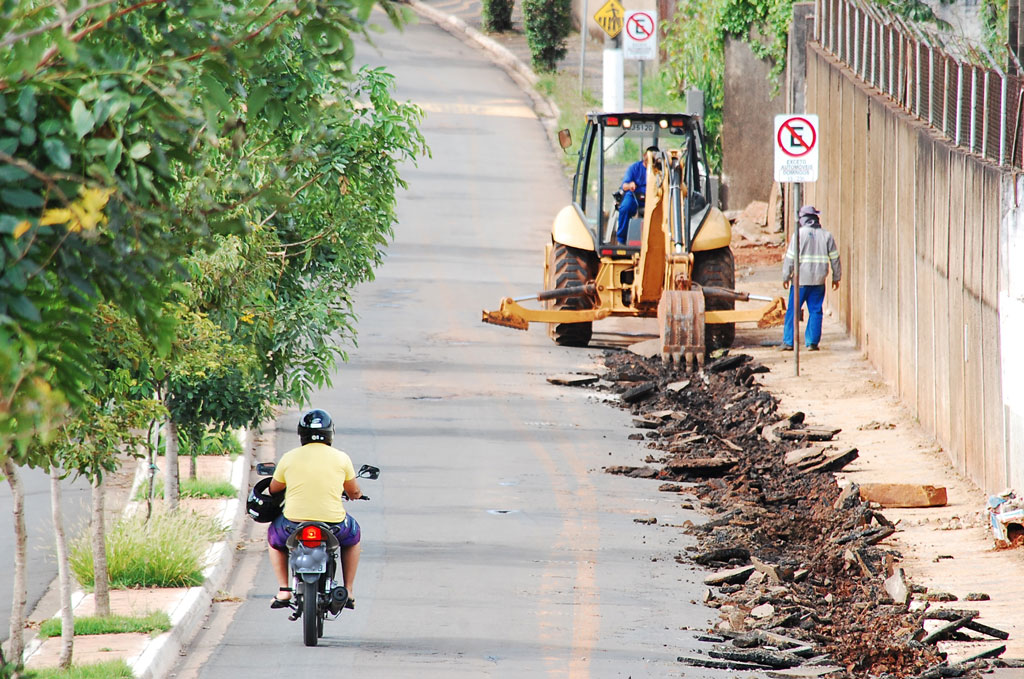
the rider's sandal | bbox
[270,587,293,609]
[344,597,355,610]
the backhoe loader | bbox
[482,112,785,369]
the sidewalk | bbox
[735,274,1024,663]
[21,449,250,678]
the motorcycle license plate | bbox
[295,564,325,574]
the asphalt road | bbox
[0,466,90,644]
[175,17,734,679]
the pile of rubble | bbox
[580,351,1024,678]
[726,200,781,247]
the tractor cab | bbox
[568,112,714,258]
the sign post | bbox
[774,114,819,376]
[623,10,657,111]
[594,0,625,114]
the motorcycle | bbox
[252,461,380,646]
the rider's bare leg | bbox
[340,543,360,593]
[269,546,290,599]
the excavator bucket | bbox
[657,290,706,370]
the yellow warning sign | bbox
[594,0,624,38]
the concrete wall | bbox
[1000,177,1024,494]
[721,35,784,209]
[805,44,1016,494]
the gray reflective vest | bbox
[782,224,841,286]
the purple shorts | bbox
[267,514,361,553]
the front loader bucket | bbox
[657,290,706,370]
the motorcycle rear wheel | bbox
[302,581,319,647]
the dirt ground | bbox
[733,242,1024,664]
[583,235,1024,677]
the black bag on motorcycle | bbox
[246,477,284,523]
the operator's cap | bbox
[798,205,821,217]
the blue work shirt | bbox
[622,160,646,195]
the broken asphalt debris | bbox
[581,350,1024,678]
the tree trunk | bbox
[49,466,74,669]
[3,458,27,665]
[145,420,160,521]
[164,420,179,511]
[189,428,197,481]
[91,477,110,617]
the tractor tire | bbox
[546,243,599,347]
[692,246,736,351]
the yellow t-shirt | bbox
[273,442,356,523]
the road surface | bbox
[175,16,730,679]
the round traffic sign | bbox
[624,11,655,41]
[776,116,817,158]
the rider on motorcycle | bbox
[267,409,363,609]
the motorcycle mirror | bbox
[357,464,380,480]
[557,128,572,152]
[256,462,277,476]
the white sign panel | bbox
[623,10,657,61]
[774,114,819,183]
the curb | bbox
[405,0,564,149]
[132,453,248,679]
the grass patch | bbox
[535,69,601,168]
[28,660,133,679]
[70,510,226,589]
[37,612,171,639]
[135,478,237,501]
[625,70,687,114]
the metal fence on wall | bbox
[816,0,1024,169]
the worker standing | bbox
[780,205,841,351]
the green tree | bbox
[1,0,424,653]
[0,0,414,467]
[483,0,515,32]
[523,0,572,72]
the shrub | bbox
[135,478,237,501]
[38,612,171,639]
[482,0,515,32]
[70,511,226,589]
[523,0,572,72]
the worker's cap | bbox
[798,205,821,217]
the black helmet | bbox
[246,478,283,523]
[297,409,334,445]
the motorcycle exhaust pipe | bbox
[328,586,349,614]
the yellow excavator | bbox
[482,112,785,369]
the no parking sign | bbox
[623,10,657,61]
[774,114,819,182]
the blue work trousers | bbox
[783,284,826,347]
[617,192,640,243]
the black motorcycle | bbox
[250,462,380,646]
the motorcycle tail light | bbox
[300,525,323,547]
